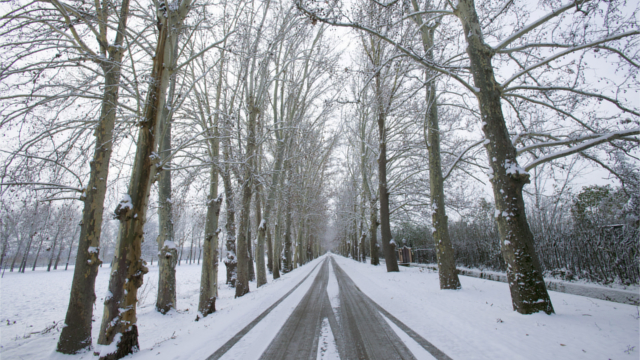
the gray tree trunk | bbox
[197,165,222,318]
[222,115,237,286]
[410,2,461,289]
[282,177,293,273]
[155,82,178,314]
[31,234,45,271]
[47,227,61,271]
[96,2,191,355]
[56,0,132,353]
[255,183,267,286]
[376,72,399,272]
[235,101,259,297]
[456,0,553,314]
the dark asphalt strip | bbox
[331,257,416,360]
[259,260,330,360]
[331,257,454,360]
[206,258,326,360]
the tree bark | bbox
[456,0,553,314]
[97,1,190,353]
[282,179,293,273]
[65,234,73,270]
[57,0,131,353]
[410,2,461,289]
[376,72,399,272]
[54,237,64,270]
[425,80,461,289]
[155,81,178,314]
[197,166,222,318]
[266,225,273,274]
[255,182,267,287]
[31,234,45,271]
[20,230,35,273]
[368,198,379,265]
[47,227,61,271]
[10,231,25,272]
[222,115,237,286]
[235,101,259,297]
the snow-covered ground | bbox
[333,256,640,360]
[1,254,638,359]
[0,257,324,359]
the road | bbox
[209,255,452,360]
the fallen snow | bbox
[0,257,325,360]
[2,254,638,360]
[332,256,639,360]
[316,317,339,360]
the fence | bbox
[410,224,639,285]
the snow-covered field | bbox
[333,256,640,360]
[1,254,638,360]
[0,257,325,360]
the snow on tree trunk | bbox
[156,78,178,314]
[56,0,132,353]
[255,183,267,287]
[456,0,553,314]
[96,1,191,355]
[376,72,399,273]
[197,166,222,318]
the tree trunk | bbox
[247,227,255,280]
[65,235,73,270]
[10,232,25,272]
[155,82,178,314]
[255,183,267,286]
[196,58,223,317]
[272,221,281,279]
[197,165,222,318]
[376,73,399,272]
[222,115,237,286]
[456,0,553,314]
[411,4,461,289]
[0,231,8,270]
[31,234,45,271]
[266,226,273,274]
[57,0,131,353]
[96,2,189,353]
[425,80,461,289]
[20,231,35,273]
[48,227,60,271]
[282,190,293,273]
[235,99,259,297]
[54,237,64,270]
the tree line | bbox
[299,0,639,316]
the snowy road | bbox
[210,256,451,360]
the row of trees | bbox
[0,198,211,272]
[304,0,639,317]
[1,0,337,358]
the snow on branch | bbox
[523,128,640,171]
[443,139,486,182]
[501,30,640,88]
[0,182,83,193]
[493,1,576,52]
[505,86,640,117]
[294,1,477,94]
